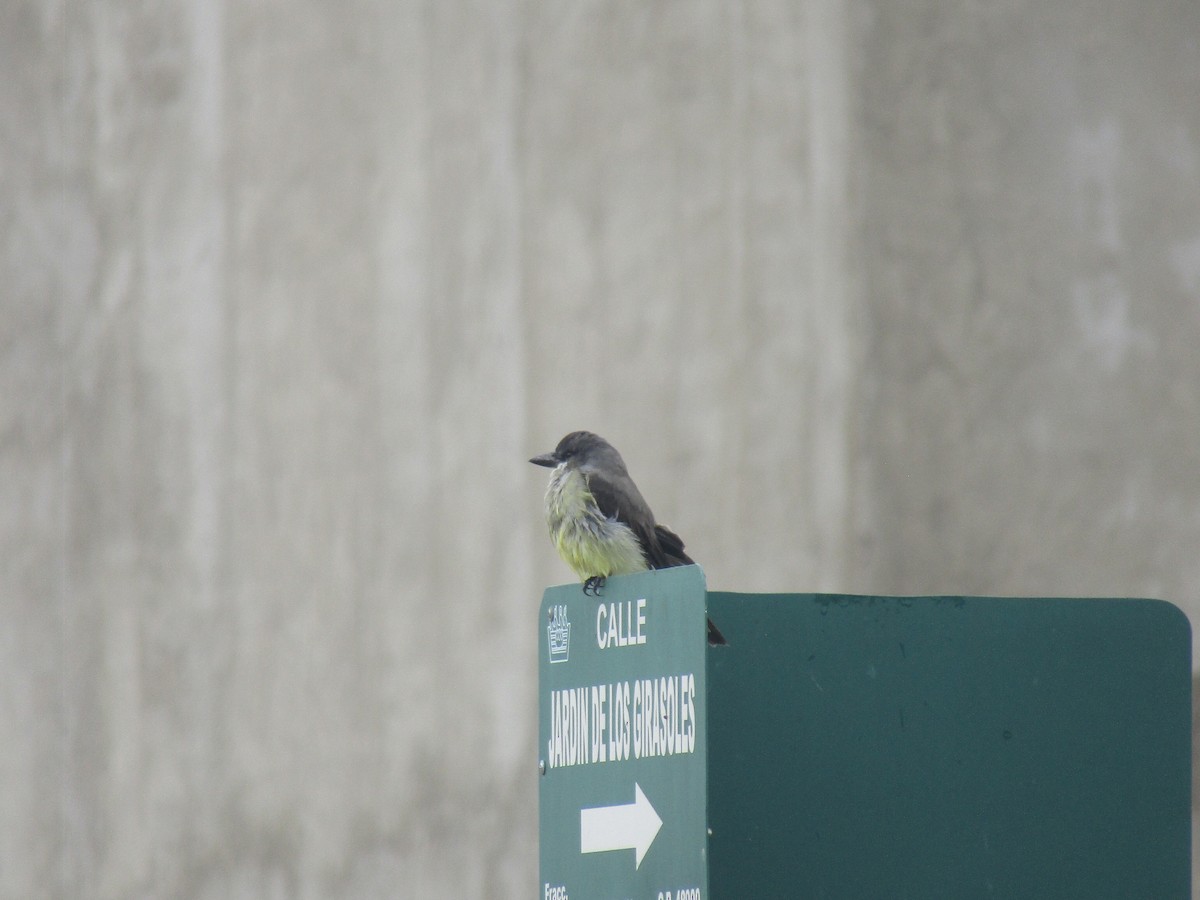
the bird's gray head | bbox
[529,431,629,476]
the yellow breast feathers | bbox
[544,466,648,580]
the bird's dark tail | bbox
[648,525,724,644]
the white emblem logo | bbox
[548,605,571,664]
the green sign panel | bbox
[539,566,708,900]
[705,593,1191,899]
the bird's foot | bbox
[583,576,606,596]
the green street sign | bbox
[539,566,708,900]
[539,575,1191,898]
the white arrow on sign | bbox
[580,782,663,869]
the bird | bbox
[530,431,726,645]
[529,430,695,597]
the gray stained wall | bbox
[7,1,1200,897]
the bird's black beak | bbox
[529,452,559,468]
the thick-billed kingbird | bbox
[529,432,724,644]
[529,431,694,595]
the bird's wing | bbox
[585,472,664,563]
[652,524,694,568]
[585,471,694,570]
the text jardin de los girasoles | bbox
[546,598,698,770]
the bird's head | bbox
[529,431,628,476]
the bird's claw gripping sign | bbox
[539,566,709,900]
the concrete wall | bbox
[6,1,1198,896]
